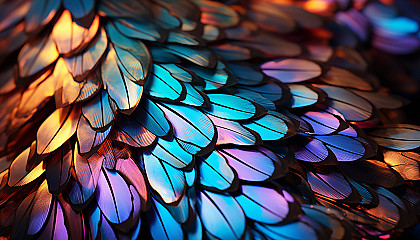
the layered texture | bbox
[0,0,420,239]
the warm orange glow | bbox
[37,105,80,154]
[198,0,239,28]
[17,70,55,118]
[267,0,293,5]
[307,28,333,40]
[52,10,99,55]
[18,36,59,78]
[53,58,82,107]
[304,0,330,13]
[8,147,45,186]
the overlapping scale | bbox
[145,64,185,101]
[110,18,164,42]
[181,171,194,190]
[197,190,245,239]
[37,200,68,240]
[287,84,321,108]
[63,0,95,21]
[144,153,186,204]
[16,70,55,118]
[144,137,193,169]
[115,158,148,209]
[235,185,289,224]
[338,160,404,188]
[107,22,151,84]
[186,60,232,90]
[1,0,420,239]
[220,147,285,181]
[102,45,144,112]
[53,58,85,108]
[52,10,99,57]
[160,192,190,224]
[18,35,58,78]
[319,66,373,91]
[112,111,156,148]
[45,142,72,194]
[75,70,102,103]
[183,202,203,239]
[8,146,44,187]
[25,0,60,34]
[181,83,208,106]
[261,58,322,83]
[253,219,319,240]
[147,197,184,240]
[247,0,296,33]
[300,110,345,135]
[22,180,53,237]
[82,90,115,131]
[306,168,355,201]
[205,94,263,120]
[314,84,375,122]
[207,114,260,146]
[240,80,289,104]
[314,134,366,161]
[153,43,217,68]
[77,116,110,154]
[98,213,117,239]
[131,98,171,138]
[350,89,407,110]
[157,102,216,155]
[235,88,276,111]
[302,205,352,240]
[156,0,201,33]
[37,105,81,155]
[363,191,401,231]
[194,0,239,28]
[151,4,182,30]
[368,124,420,151]
[211,43,253,61]
[198,151,235,191]
[96,167,132,224]
[71,148,101,194]
[383,150,420,181]
[229,62,266,86]
[292,129,370,163]
[62,26,107,83]
[243,111,294,141]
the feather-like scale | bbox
[37,105,80,155]
[96,167,132,224]
[235,185,289,224]
[147,197,184,240]
[144,153,186,204]
[102,45,143,113]
[261,58,322,83]
[220,147,283,182]
[368,124,420,150]
[157,102,216,155]
[25,0,60,33]
[45,142,72,194]
[197,190,245,240]
[198,151,235,191]
[208,114,260,146]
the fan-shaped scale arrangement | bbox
[0,0,419,239]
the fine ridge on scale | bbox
[0,0,420,239]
